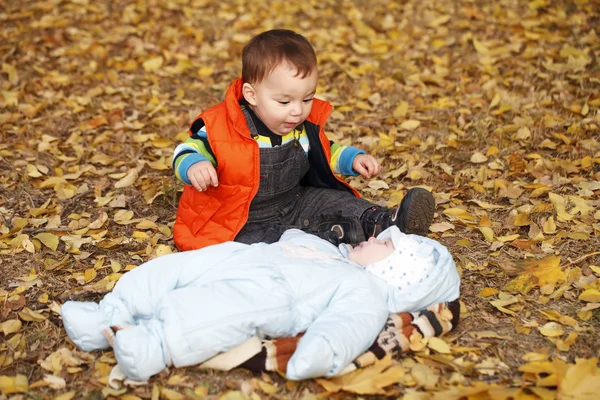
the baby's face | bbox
[348,237,395,267]
[246,61,317,136]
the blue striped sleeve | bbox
[337,146,365,176]
[176,153,211,185]
[172,125,217,185]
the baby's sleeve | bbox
[285,275,388,380]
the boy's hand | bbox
[187,161,219,191]
[352,154,381,179]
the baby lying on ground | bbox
[61,227,460,381]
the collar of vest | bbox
[225,78,334,137]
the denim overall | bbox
[234,106,373,244]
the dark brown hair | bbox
[242,29,317,84]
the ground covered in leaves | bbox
[1,0,600,398]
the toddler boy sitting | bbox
[172,29,435,250]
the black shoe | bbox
[361,188,435,237]
[303,220,362,245]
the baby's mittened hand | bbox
[187,161,219,192]
[352,154,381,179]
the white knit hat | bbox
[364,226,436,291]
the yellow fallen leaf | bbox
[400,120,420,131]
[158,225,172,237]
[27,164,43,177]
[160,387,185,400]
[456,239,473,246]
[522,352,550,362]
[393,101,409,118]
[0,374,28,395]
[478,288,499,297]
[155,245,173,257]
[429,222,455,233]
[198,66,213,77]
[504,255,565,294]
[514,213,532,226]
[136,219,158,230]
[548,192,574,221]
[166,375,185,386]
[579,289,600,303]
[132,231,150,240]
[2,63,18,83]
[538,310,578,327]
[2,90,19,106]
[428,337,451,354]
[368,180,389,190]
[114,168,139,188]
[490,296,519,316]
[18,308,47,322]
[256,380,278,395]
[470,200,504,209]
[518,361,556,375]
[43,374,66,389]
[543,216,557,234]
[34,232,59,251]
[411,363,439,389]
[470,152,488,163]
[84,268,97,283]
[114,210,135,224]
[38,292,49,304]
[538,322,564,337]
[55,183,78,200]
[558,357,600,399]
[316,355,404,395]
[469,331,512,340]
[88,211,109,229]
[530,387,556,400]
[478,226,494,242]
[556,332,578,351]
[143,56,163,72]
[516,126,531,140]
[151,138,173,148]
[496,234,520,242]
[55,391,76,400]
[21,237,35,253]
[1,319,22,335]
[442,208,477,221]
[473,39,490,55]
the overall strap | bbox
[240,104,259,138]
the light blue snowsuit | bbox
[61,229,459,381]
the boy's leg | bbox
[293,187,435,244]
[292,187,373,245]
[235,220,342,246]
[235,223,291,244]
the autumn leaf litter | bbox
[1,0,600,398]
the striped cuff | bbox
[177,153,210,185]
[338,147,366,176]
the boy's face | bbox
[348,237,396,267]
[242,62,317,136]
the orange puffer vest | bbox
[173,78,359,251]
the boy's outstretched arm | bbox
[329,142,380,178]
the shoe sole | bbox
[395,188,435,236]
